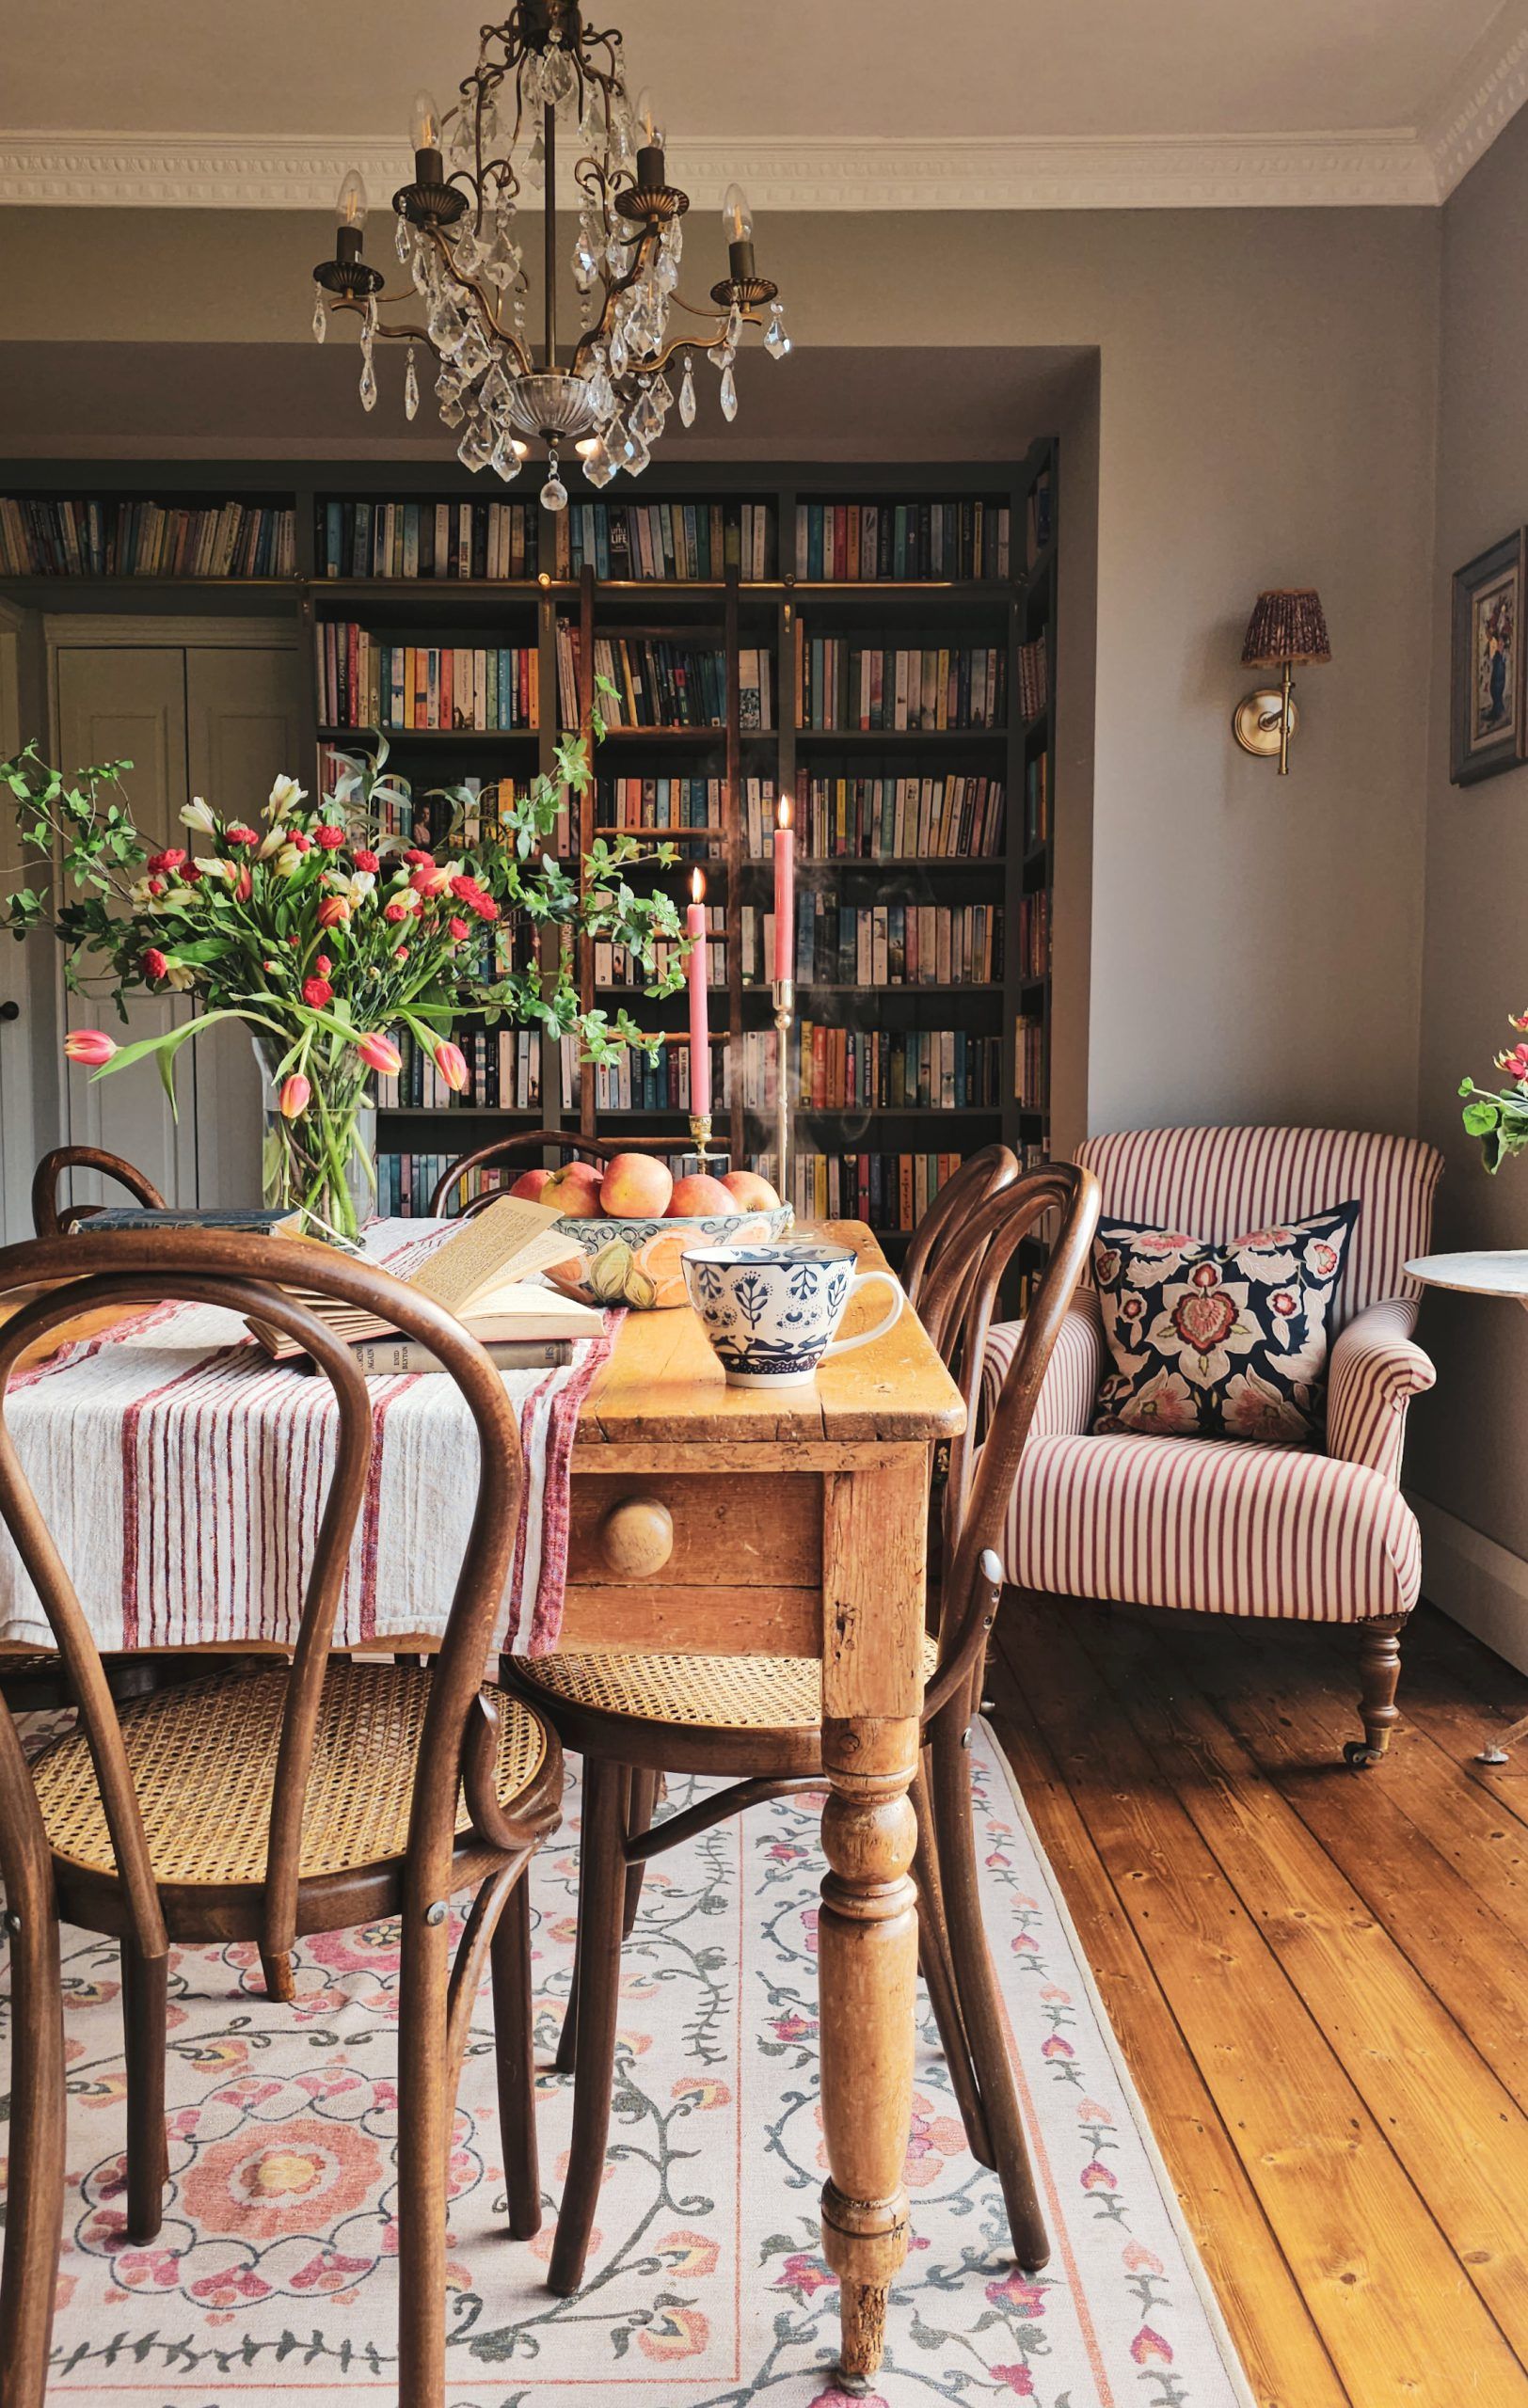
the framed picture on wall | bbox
[1452,531,1528,784]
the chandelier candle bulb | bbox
[723,182,756,284]
[409,89,444,183]
[634,86,666,187]
[687,865,711,1118]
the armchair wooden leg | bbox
[1347,1613,1409,1767]
[623,1766,659,1939]
[548,1756,627,2295]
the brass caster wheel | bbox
[1344,1739,1384,1768]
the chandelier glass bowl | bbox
[310,0,791,509]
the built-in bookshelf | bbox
[0,450,1058,1254]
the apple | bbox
[562,1159,604,1191]
[599,1151,675,1219]
[667,1172,737,1218]
[508,1167,553,1201]
[542,1164,602,1218]
[721,1169,780,1211]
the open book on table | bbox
[249,1196,604,1364]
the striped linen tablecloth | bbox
[0,1220,615,1660]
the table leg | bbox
[819,1452,929,2380]
[819,1710,921,2380]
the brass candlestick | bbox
[772,974,794,1216]
[689,1111,713,1168]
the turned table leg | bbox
[819,1452,930,2381]
[819,1712,921,2379]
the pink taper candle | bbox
[687,866,711,1116]
[773,795,794,983]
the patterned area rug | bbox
[10,1723,1253,2405]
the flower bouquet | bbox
[2,700,688,1244]
[1460,1006,1528,1171]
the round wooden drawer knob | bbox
[599,1496,675,1579]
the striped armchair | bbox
[985,1127,1443,1765]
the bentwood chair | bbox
[502,1163,1100,2294]
[430,1130,699,1219]
[31,1145,166,1236]
[901,1142,1018,1311]
[0,1692,66,2408]
[0,1228,565,2407]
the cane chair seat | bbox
[30,1662,550,1887]
[516,1630,941,1733]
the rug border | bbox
[980,1718,1261,2408]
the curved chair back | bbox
[0,1687,64,2408]
[32,1147,166,1237]
[901,1144,1019,1312]
[430,1130,697,1219]
[0,1228,526,1974]
[1075,1127,1442,1331]
[918,1163,1100,1726]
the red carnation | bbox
[146,848,186,875]
[448,916,470,941]
[141,947,168,980]
[315,954,332,976]
[404,848,433,865]
[289,831,312,852]
[449,873,481,902]
[181,860,202,884]
[314,824,345,850]
[302,975,333,1007]
[472,894,501,922]
[226,825,259,847]
[351,848,380,872]
[384,900,410,924]
[146,877,166,898]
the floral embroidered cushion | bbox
[1090,1202,1361,1447]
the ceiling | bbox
[2,0,1525,212]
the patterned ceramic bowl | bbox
[545,1203,796,1310]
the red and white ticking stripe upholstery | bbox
[999,1433,1422,1624]
[1074,1125,1442,1331]
[1325,1298,1436,1483]
[980,1126,1441,1625]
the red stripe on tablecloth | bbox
[11,1299,183,1392]
[354,1373,417,1643]
[120,1347,242,1649]
[526,1314,622,1656]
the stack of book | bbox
[1014,1013,1047,1108]
[316,498,535,580]
[0,498,296,578]
[1017,891,1051,980]
[791,770,1005,860]
[317,626,539,730]
[794,499,1011,582]
[788,895,1002,988]
[1017,634,1049,720]
[796,635,1006,730]
[553,499,772,579]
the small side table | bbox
[1407,1249,1528,1764]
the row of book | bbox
[1014,1013,1047,1109]
[594,907,725,991]
[552,500,772,581]
[1017,634,1049,721]
[598,776,725,849]
[790,771,1005,861]
[793,499,1011,583]
[1017,891,1052,981]
[0,498,296,579]
[728,1025,1003,1113]
[317,499,536,581]
[1024,753,1049,850]
[785,1150,963,1231]
[317,626,540,731]
[796,635,1007,732]
[559,1035,728,1115]
[394,1024,543,1110]
[555,627,741,730]
[787,895,1002,989]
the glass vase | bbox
[254,1037,376,1246]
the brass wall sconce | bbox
[1233,588,1330,775]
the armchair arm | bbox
[1325,1297,1436,1482]
[982,1290,1105,1440]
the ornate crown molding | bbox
[0,128,1443,213]
[1425,6,1528,200]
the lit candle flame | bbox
[777,795,792,830]
[691,866,705,903]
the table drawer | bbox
[566,1472,822,1589]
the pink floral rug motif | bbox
[7,1723,1254,2405]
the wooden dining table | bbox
[3,1217,965,2384]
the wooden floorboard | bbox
[988,1597,1528,2408]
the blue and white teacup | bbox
[681,1240,904,1388]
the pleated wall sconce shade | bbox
[1241,588,1331,668]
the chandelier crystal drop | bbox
[308,0,789,507]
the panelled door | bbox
[54,646,199,1208]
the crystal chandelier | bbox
[310,0,790,511]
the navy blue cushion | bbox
[1090,1202,1360,1447]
